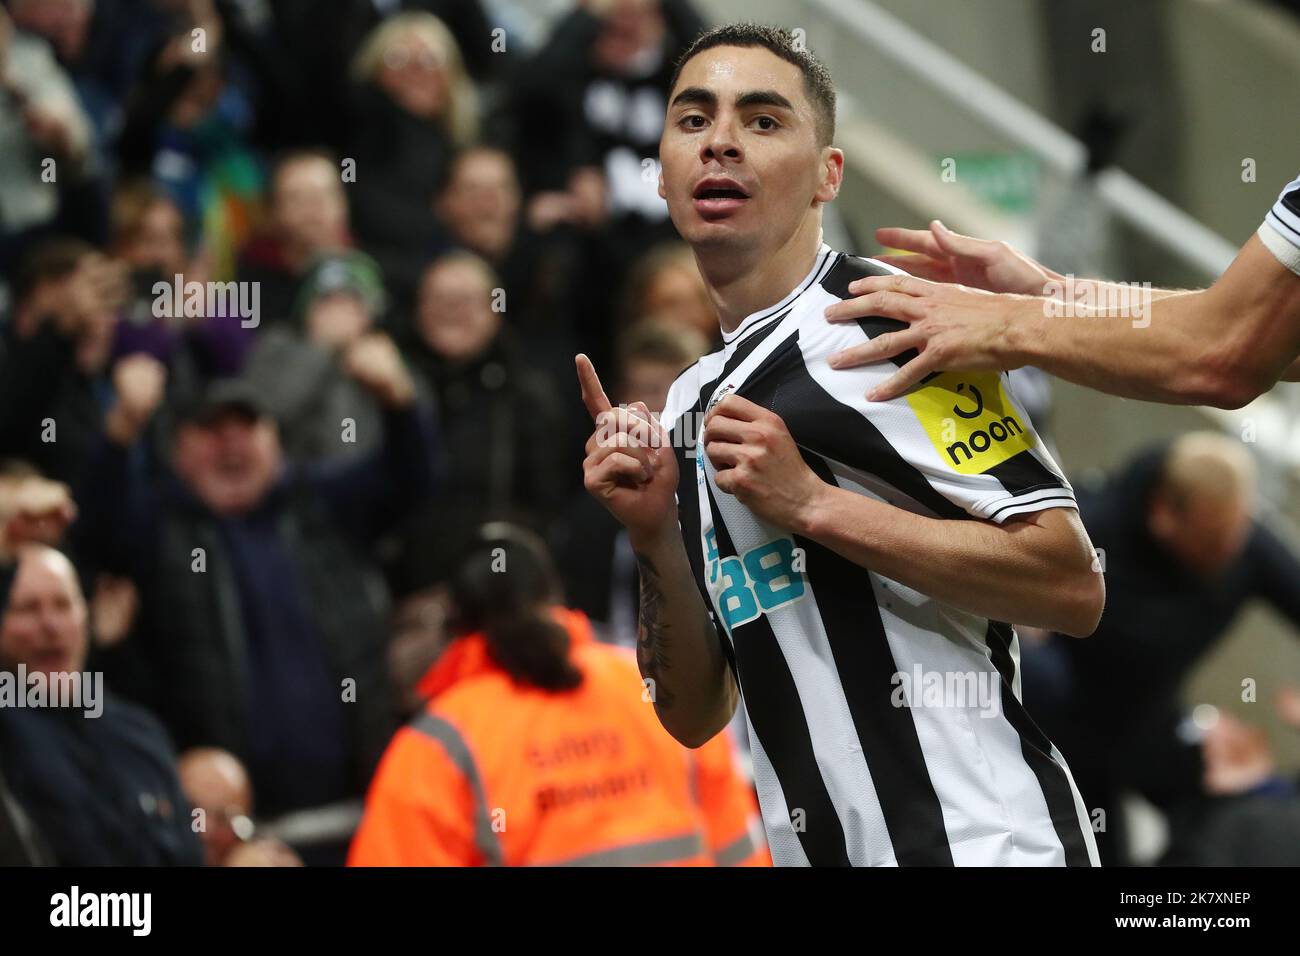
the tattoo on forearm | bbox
[634,552,675,710]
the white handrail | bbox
[804,0,1240,278]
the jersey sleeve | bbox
[1258,174,1300,276]
[795,276,1077,524]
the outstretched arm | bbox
[825,222,1300,408]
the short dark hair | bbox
[670,23,836,146]
[12,237,95,307]
[268,147,338,198]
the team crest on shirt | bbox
[904,371,1036,475]
[706,383,736,413]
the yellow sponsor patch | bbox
[904,371,1035,474]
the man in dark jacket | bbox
[72,334,439,828]
[0,544,202,866]
[1024,432,1300,864]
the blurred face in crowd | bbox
[119,199,187,277]
[177,748,253,867]
[641,257,716,339]
[659,45,840,263]
[389,587,451,715]
[377,31,449,120]
[305,292,372,352]
[21,252,121,354]
[10,0,91,62]
[437,149,521,262]
[1201,711,1274,796]
[0,546,88,678]
[1148,435,1257,580]
[173,411,283,517]
[57,253,124,374]
[272,157,349,261]
[170,61,224,129]
[618,359,680,415]
[593,0,666,74]
[1149,486,1254,580]
[416,257,499,363]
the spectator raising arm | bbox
[309,333,441,541]
[72,354,168,576]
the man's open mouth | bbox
[692,179,751,218]
[693,179,750,200]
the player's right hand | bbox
[576,353,678,540]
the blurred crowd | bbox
[1,0,1298,869]
[0,0,752,868]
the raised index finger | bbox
[575,353,612,421]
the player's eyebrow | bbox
[670,86,716,110]
[734,90,796,112]
[669,88,797,113]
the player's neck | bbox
[695,220,824,334]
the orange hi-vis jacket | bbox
[348,608,768,866]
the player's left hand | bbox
[703,395,826,532]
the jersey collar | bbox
[719,243,836,347]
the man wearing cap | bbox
[70,341,438,860]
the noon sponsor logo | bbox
[905,371,1036,475]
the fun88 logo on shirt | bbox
[705,528,807,635]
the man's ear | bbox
[815,147,844,204]
[657,168,667,201]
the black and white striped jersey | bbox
[660,244,1099,867]
[1259,173,1300,275]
